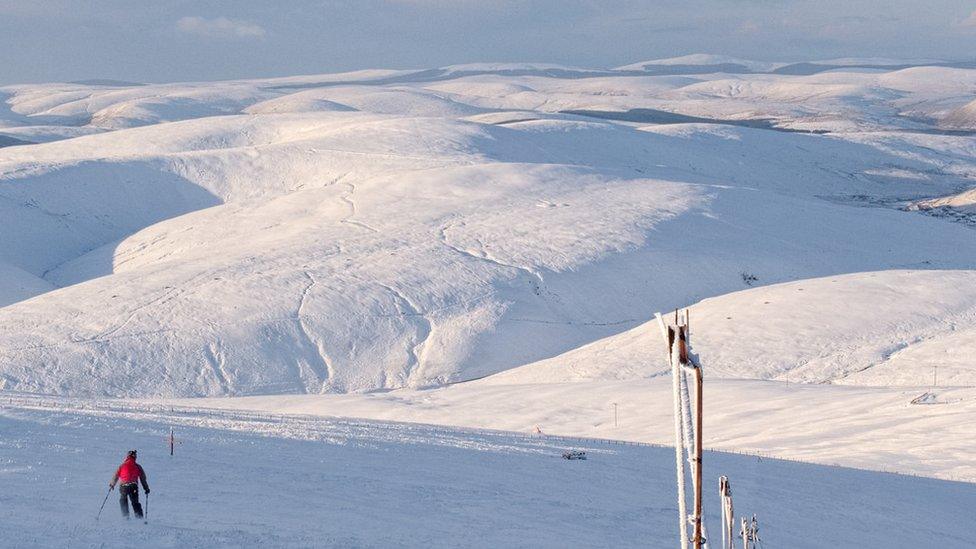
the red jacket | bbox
[112,456,149,490]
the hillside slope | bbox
[1,61,976,397]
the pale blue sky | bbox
[2,1,976,84]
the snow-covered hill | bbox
[616,54,786,73]
[485,269,976,387]
[2,58,976,399]
[172,272,976,482]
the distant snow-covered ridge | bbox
[1,59,975,397]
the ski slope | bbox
[189,378,976,482]
[2,400,974,548]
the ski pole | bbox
[96,486,112,521]
[145,492,149,522]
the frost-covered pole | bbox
[678,312,707,549]
[679,364,695,490]
[657,313,688,549]
[719,477,733,549]
[676,313,696,501]
[688,353,704,548]
[739,516,759,549]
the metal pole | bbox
[720,478,727,549]
[612,403,617,428]
[692,364,704,549]
[678,323,704,549]
[96,486,112,521]
[720,477,733,549]
[659,314,689,549]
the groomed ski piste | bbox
[3,396,975,548]
[2,54,976,546]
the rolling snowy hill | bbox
[2,59,976,398]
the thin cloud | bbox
[737,20,761,35]
[176,16,267,40]
[960,10,976,27]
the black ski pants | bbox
[119,483,143,518]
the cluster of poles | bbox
[657,310,760,549]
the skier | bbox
[109,450,150,519]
